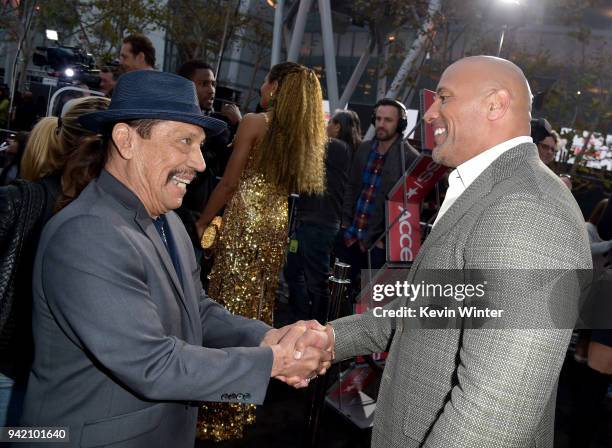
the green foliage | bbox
[75,0,165,62]
[0,0,165,64]
[350,0,429,30]
[161,0,252,64]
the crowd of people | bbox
[0,32,610,448]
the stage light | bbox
[46,29,58,41]
[64,68,75,77]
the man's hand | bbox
[262,321,334,388]
[294,323,335,360]
[220,104,242,126]
[260,324,296,348]
[286,323,336,388]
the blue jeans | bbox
[0,372,25,426]
[285,223,338,323]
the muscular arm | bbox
[196,113,266,236]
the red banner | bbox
[386,154,447,263]
[387,201,421,262]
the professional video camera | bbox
[32,46,101,89]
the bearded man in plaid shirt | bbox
[337,98,419,294]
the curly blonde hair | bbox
[255,62,326,195]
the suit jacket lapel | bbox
[165,212,201,339]
[420,170,494,253]
[96,170,198,338]
[396,143,538,333]
[412,143,536,272]
[134,214,195,330]
[394,171,489,329]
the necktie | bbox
[153,215,183,288]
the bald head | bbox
[424,56,533,168]
[453,56,532,118]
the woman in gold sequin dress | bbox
[194,62,327,442]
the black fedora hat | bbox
[79,70,226,136]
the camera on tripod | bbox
[32,46,101,89]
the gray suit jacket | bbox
[331,143,592,448]
[21,170,273,448]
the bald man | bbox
[304,56,591,447]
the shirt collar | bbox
[454,136,532,190]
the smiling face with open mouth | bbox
[128,120,206,217]
[424,57,534,169]
[424,60,500,169]
[424,64,487,168]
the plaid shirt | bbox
[344,141,387,247]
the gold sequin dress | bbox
[197,139,288,442]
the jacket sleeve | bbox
[41,214,272,404]
[197,288,271,349]
[330,297,403,361]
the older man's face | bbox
[424,62,488,168]
[129,120,205,216]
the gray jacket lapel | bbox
[394,143,537,333]
[134,214,194,323]
[412,143,538,271]
[134,213,198,335]
[165,212,201,337]
[97,170,195,336]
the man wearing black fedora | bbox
[20,70,331,447]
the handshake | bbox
[260,320,335,388]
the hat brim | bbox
[79,109,227,136]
